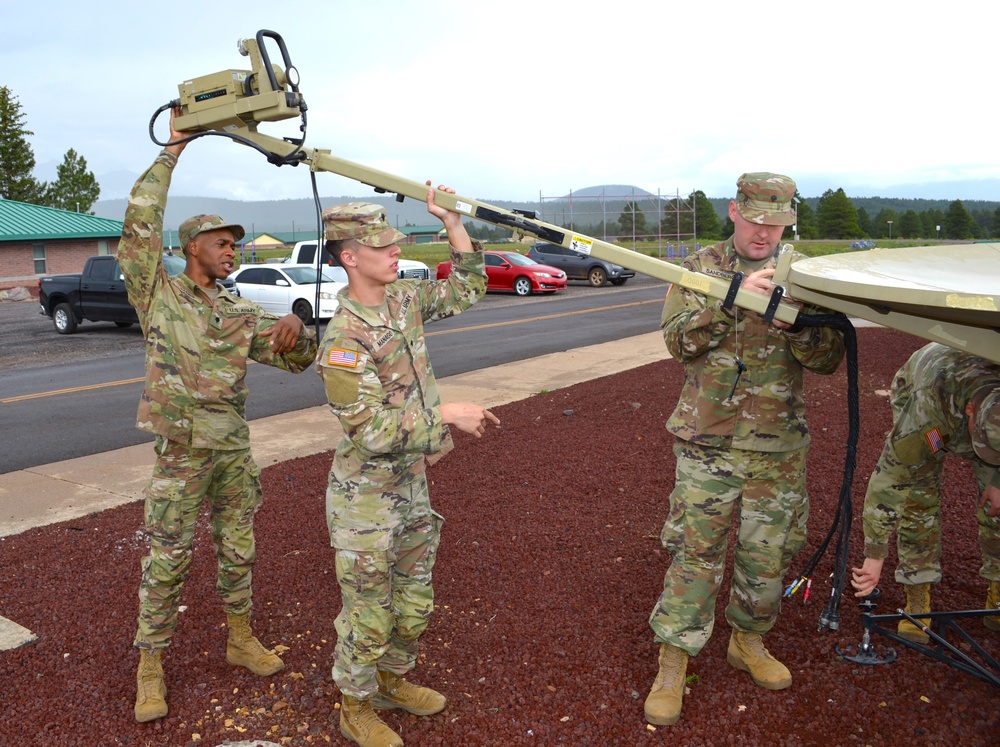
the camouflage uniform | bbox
[316,211,485,699]
[862,342,1000,584]
[119,150,318,649]
[649,235,845,655]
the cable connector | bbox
[784,576,808,598]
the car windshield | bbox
[283,266,346,284]
[162,253,186,276]
[500,253,537,267]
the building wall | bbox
[0,237,120,294]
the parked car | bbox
[526,242,635,287]
[161,253,240,295]
[436,250,567,296]
[286,240,430,279]
[229,263,347,323]
[38,252,237,334]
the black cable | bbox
[310,170,326,341]
[147,101,308,167]
[781,312,859,631]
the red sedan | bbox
[436,250,567,296]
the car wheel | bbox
[588,266,607,287]
[513,277,533,296]
[53,302,77,334]
[115,321,134,328]
[292,299,313,323]
[610,278,629,286]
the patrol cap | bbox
[735,172,797,226]
[323,202,406,248]
[971,388,1000,466]
[178,214,245,250]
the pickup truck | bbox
[288,240,431,279]
[38,253,237,334]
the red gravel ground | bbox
[1,326,998,747]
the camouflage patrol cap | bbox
[735,172,797,226]
[323,202,406,248]
[971,388,1000,466]
[178,214,245,250]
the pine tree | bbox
[857,207,874,238]
[816,188,863,239]
[873,208,900,239]
[0,86,46,203]
[899,209,922,239]
[792,190,817,240]
[44,148,101,212]
[942,199,975,239]
[617,201,648,237]
[691,190,722,240]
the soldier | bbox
[850,342,1000,641]
[120,108,318,723]
[644,173,846,726]
[316,187,499,747]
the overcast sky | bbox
[4,1,997,205]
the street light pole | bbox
[887,220,893,240]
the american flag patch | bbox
[924,428,945,454]
[327,348,359,368]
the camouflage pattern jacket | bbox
[862,342,1000,556]
[118,150,318,450]
[316,247,486,548]
[662,237,845,452]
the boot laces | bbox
[656,649,686,689]
[742,633,769,659]
[137,657,163,699]
[907,585,930,611]
[348,699,384,734]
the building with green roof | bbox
[0,199,124,294]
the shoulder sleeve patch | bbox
[892,429,945,465]
[326,347,360,368]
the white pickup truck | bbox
[287,240,431,279]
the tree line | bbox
[0,86,100,212]
[468,188,993,244]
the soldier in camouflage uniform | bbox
[644,173,846,727]
[120,109,318,724]
[315,185,498,747]
[851,342,1000,641]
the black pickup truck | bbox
[38,253,237,334]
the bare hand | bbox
[980,484,1000,518]
[850,557,885,597]
[742,268,797,330]
[441,402,501,438]
[166,107,189,158]
[259,314,304,353]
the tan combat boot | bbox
[134,648,168,723]
[727,630,792,690]
[225,612,284,676]
[643,643,689,726]
[340,694,403,747]
[984,580,1000,632]
[898,583,931,643]
[373,669,447,715]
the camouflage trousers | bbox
[134,437,263,649]
[649,441,808,656]
[864,445,1000,584]
[331,475,442,699]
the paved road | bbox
[0,276,669,472]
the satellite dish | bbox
[787,244,1000,363]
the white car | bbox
[230,263,347,322]
[396,258,430,280]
